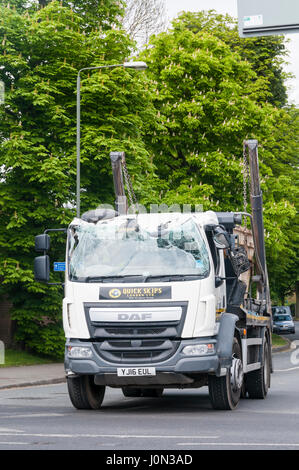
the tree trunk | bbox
[0,297,14,347]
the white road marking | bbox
[0,428,24,433]
[237,408,299,415]
[0,442,29,446]
[1,413,69,419]
[274,366,299,372]
[0,432,218,439]
[177,442,299,447]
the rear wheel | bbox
[67,375,105,410]
[208,337,243,410]
[246,336,270,399]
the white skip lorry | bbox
[34,140,272,410]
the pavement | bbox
[0,363,66,390]
[0,340,292,391]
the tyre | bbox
[240,380,247,399]
[246,335,270,399]
[67,375,105,410]
[208,337,243,410]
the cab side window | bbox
[205,230,220,275]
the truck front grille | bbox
[104,326,169,337]
[84,301,188,364]
[94,339,180,364]
[93,325,178,339]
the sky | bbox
[164,0,299,105]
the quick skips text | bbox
[99,286,172,301]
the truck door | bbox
[216,250,226,311]
[206,231,226,311]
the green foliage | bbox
[0,6,298,357]
[141,24,268,210]
[66,0,125,31]
[0,0,155,357]
[141,12,299,302]
[261,108,299,302]
[0,0,125,30]
[171,10,289,107]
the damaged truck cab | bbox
[34,141,272,410]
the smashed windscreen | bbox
[68,215,210,282]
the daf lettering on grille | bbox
[88,307,182,323]
[118,313,152,321]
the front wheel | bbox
[208,337,243,410]
[67,375,105,410]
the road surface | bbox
[0,324,298,451]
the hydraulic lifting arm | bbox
[243,139,271,313]
[110,151,127,215]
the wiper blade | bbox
[85,275,148,283]
[142,274,205,282]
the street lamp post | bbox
[76,61,147,218]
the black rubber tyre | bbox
[67,375,105,410]
[122,387,142,398]
[208,338,243,410]
[246,336,271,399]
[240,381,247,399]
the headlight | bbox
[182,343,215,356]
[68,346,93,359]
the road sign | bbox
[54,262,66,272]
[237,0,299,37]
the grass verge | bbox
[272,333,289,349]
[0,349,58,368]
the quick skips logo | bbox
[99,286,172,300]
[108,288,122,299]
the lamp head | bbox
[123,61,147,71]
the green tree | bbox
[0,0,156,357]
[171,10,289,108]
[1,0,125,30]
[261,107,299,303]
[141,13,298,304]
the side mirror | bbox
[34,255,50,282]
[213,226,230,249]
[215,276,224,288]
[35,234,50,252]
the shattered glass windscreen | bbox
[68,216,210,281]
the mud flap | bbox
[215,313,238,375]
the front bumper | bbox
[64,338,220,387]
[273,326,295,334]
